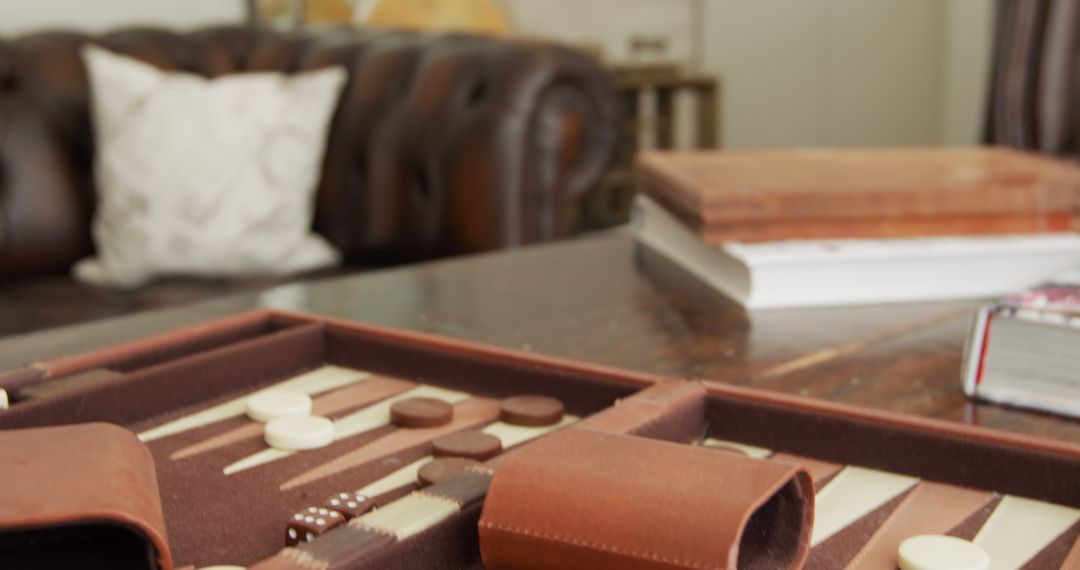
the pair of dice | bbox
[285,492,375,546]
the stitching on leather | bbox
[466,465,495,477]
[279,547,329,570]
[480,521,721,570]
[414,490,464,507]
[347,519,395,537]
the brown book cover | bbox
[637,148,1080,243]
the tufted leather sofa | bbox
[0,25,618,336]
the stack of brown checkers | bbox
[500,395,564,426]
[432,431,503,461]
[417,457,480,486]
[390,397,453,428]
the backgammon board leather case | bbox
[0,309,1078,569]
[638,148,1080,242]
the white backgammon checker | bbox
[224,385,470,475]
[138,365,369,442]
[898,535,990,570]
[246,389,312,422]
[0,388,7,410]
[265,416,335,450]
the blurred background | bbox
[0,0,994,150]
[0,0,1000,234]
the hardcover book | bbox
[635,196,1080,309]
[637,148,1080,243]
[962,270,1080,419]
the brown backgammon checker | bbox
[432,430,503,461]
[499,395,565,426]
[390,397,454,427]
[278,397,501,491]
[418,457,482,486]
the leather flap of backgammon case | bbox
[0,310,1078,569]
[0,422,172,570]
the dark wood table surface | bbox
[2,229,1078,443]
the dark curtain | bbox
[986,0,1080,158]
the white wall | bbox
[504,0,993,150]
[0,0,245,35]
[940,0,995,146]
[703,1,827,148]
[703,0,992,149]
[818,0,946,147]
[1,0,993,149]
[504,0,695,66]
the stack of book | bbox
[634,148,1080,309]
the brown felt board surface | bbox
[0,316,638,567]
[624,388,706,443]
[804,489,910,570]
[144,368,628,562]
[106,317,298,373]
[703,390,1080,570]
[144,417,402,566]
[309,344,1080,570]
[702,393,1080,506]
[1023,521,1080,570]
[323,326,641,417]
[948,497,1002,541]
[945,502,1080,570]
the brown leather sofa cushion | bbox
[0,26,618,278]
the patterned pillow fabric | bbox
[74,46,346,288]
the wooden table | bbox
[2,230,1077,443]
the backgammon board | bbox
[0,310,1077,569]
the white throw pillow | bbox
[74,45,346,288]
